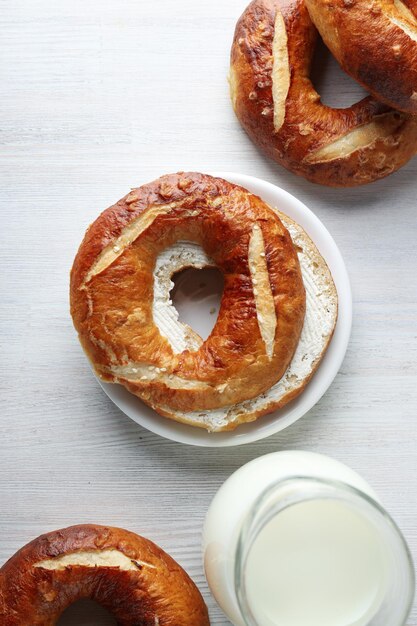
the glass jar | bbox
[203,451,414,626]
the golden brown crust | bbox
[146,211,338,432]
[70,172,306,415]
[0,524,209,626]
[230,0,417,186]
[305,0,417,113]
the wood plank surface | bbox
[0,0,416,622]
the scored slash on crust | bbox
[248,223,277,359]
[108,362,211,390]
[34,549,156,571]
[305,112,405,163]
[271,9,290,132]
[391,0,417,42]
[82,203,177,286]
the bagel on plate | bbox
[230,0,417,186]
[0,524,209,626]
[305,0,417,114]
[71,172,337,432]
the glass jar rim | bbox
[234,475,415,626]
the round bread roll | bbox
[0,524,210,625]
[305,0,417,114]
[70,172,306,415]
[230,0,417,186]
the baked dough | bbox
[0,524,209,625]
[70,172,306,416]
[306,0,417,113]
[151,210,338,431]
[230,0,417,186]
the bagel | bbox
[70,172,337,432]
[70,172,306,415]
[230,0,417,186]
[0,524,209,626]
[305,0,417,114]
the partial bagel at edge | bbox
[305,0,417,114]
[230,0,417,186]
[0,524,210,626]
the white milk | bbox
[244,499,388,626]
[203,451,414,626]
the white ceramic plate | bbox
[97,173,352,447]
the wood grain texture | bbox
[0,0,416,623]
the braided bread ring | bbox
[230,0,417,186]
[0,525,209,625]
[305,0,417,113]
[70,172,306,416]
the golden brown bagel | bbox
[70,172,306,416]
[230,0,417,186]
[305,0,417,113]
[0,524,210,626]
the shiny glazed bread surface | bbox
[70,172,306,416]
[230,0,417,186]
[305,0,417,113]
[0,524,210,626]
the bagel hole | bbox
[310,37,368,108]
[170,266,224,340]
[58,599,117,625]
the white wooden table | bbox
[1,0,416,623]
